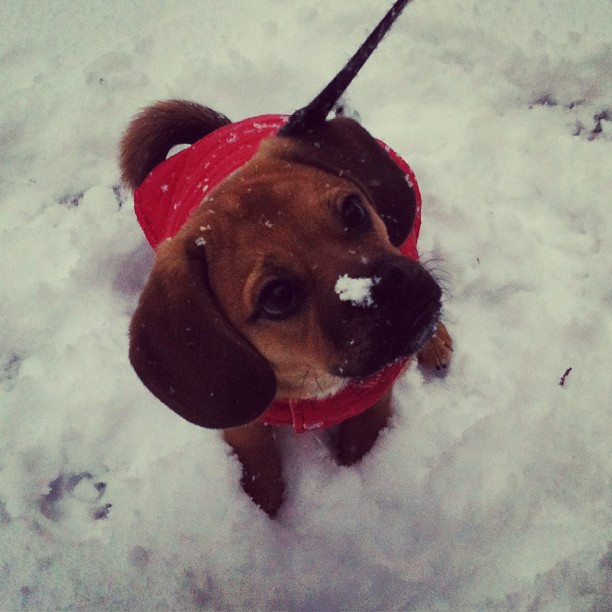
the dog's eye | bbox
[341,194,371,231]
[258,279,302,320]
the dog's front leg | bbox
[336,388,393,466]
[222,421,284,517]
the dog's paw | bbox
[417,322,453,372]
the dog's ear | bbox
[129,239,276,429]
[266,117,416,246]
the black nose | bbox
[371,258,442,314]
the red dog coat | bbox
[135,114,422,433]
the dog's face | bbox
[129,117,441,428]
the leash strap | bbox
[279,0,413,136]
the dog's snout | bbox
[326,257,443,379]
[373,262,409,307]
[371,259,441,311]
[389,265,406,285]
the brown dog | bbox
[119,2,452,517]
[120,100,452,516]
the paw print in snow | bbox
[40,472,111,524]
[529,96,610,141]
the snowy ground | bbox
[1,0,611,609]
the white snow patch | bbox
[166,143,190,158]
[335,274,380,308]
[0,0,610,610]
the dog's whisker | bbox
[419,249,453,299]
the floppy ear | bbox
[129,239,276,429]
[268,117,416,246]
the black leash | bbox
[279,0,412,137]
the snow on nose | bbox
[334,274,381,308]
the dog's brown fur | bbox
[121,100,452,517]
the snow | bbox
[0,0,611,609]
[335,274,380,308]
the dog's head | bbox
[126,114,441,429]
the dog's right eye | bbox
[341,194,371,232]
[257,279,302,321]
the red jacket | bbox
[135,114,422,433]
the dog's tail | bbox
[119,100,231,190]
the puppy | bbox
[120,100,452,516]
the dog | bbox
[119,1,452,517]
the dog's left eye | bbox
[257,279,302,321]
[341,194,371,231]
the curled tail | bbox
[119,100,231,190]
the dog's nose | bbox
[371,258,442,313]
